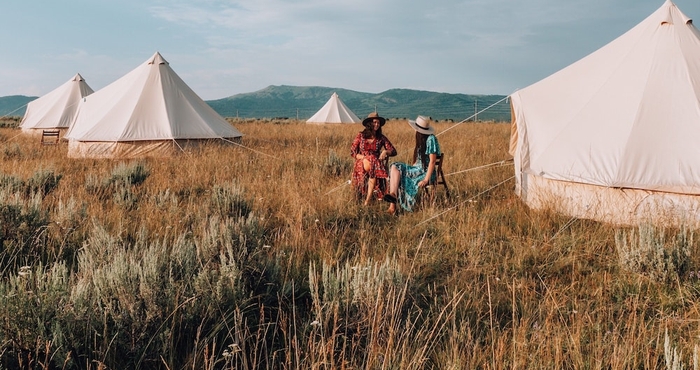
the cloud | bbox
[2,0,699,98]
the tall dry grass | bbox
[0,118,698,369]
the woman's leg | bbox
[387,201,396,215]
[363,158,371,172]
[388,165,400,196]
[364,177,376,205]
[363,158,374,205]
[387,165,400,214]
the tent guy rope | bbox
[0,102,30,119]
[436,95,511,137]
[220,137,280,160]
[323,180,351,196]
[172,139,194,158]
[416,175,514,227]
[445,159,513,177]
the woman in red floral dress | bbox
[350,112,397,205]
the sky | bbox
[1,0,699,100]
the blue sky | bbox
[1,0,699,100]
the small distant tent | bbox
[19,73,94,134]
[509,0,700,226]
[65,52,243,158]
[306,92,360,124]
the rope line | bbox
[2,96,82,122]
[445,159,513,177]
[549,216,578,242]
[6,132,26,142]
[0,102,30,119]
[416,175,514,226]
[171,139,195,158]
[436,95,511,137]
[220,137,280,160]
[323,180,351,196]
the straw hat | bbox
[408,115,435,134]
[362,112,386,127]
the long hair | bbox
[413,131,430,168]
[362,126,382,139]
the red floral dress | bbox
[350,132,397,200]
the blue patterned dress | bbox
[390,135,441,212]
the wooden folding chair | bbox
[426,153,450,203]
[41,129,60,145]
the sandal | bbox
[383,193,397,203]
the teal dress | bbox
[390,135,441,212]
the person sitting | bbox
[350,112,397,205]
[383,115,440,214]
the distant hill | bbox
[0,86,512,122]
[207,85,511,122]
[0,95,37,117]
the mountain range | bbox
[0,95,36,117]
[0,85,511,122]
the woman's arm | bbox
[418,153,438,188]
[379,136,397,160]
[350,133,363,159]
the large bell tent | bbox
[19,73,94,134]
[65,52,243,158]
[306,92,360,124]
[509,0,700,226]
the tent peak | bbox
[72,73,85,82]
[147,52,169,66]
[657,0,692,25]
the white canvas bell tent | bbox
[509,0,700,227]
[306,92,360,124]
[19,73,94,134]
[65,52,243,158]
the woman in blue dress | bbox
[383,116,441,214]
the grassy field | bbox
[0,117,698,369]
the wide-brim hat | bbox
[362,112,386,127]
[408,115,435,134]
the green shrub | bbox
[2,143,22,160]
[0,173,24,193]
[0,190,49,276]
[615,224,692,282]
[85,163,150,202]
[26,168,62,196]
[112,180,139,209]
[323,149,351,177]
[0,116,20,128]
[151,188,179,211]
[209,182,252,219]
[0,262,72,368]
[107,162,150,186]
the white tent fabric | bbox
[65,52,243,158]
[306,92,360,124]
[509,0,700,226]
[19,73,94,133]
